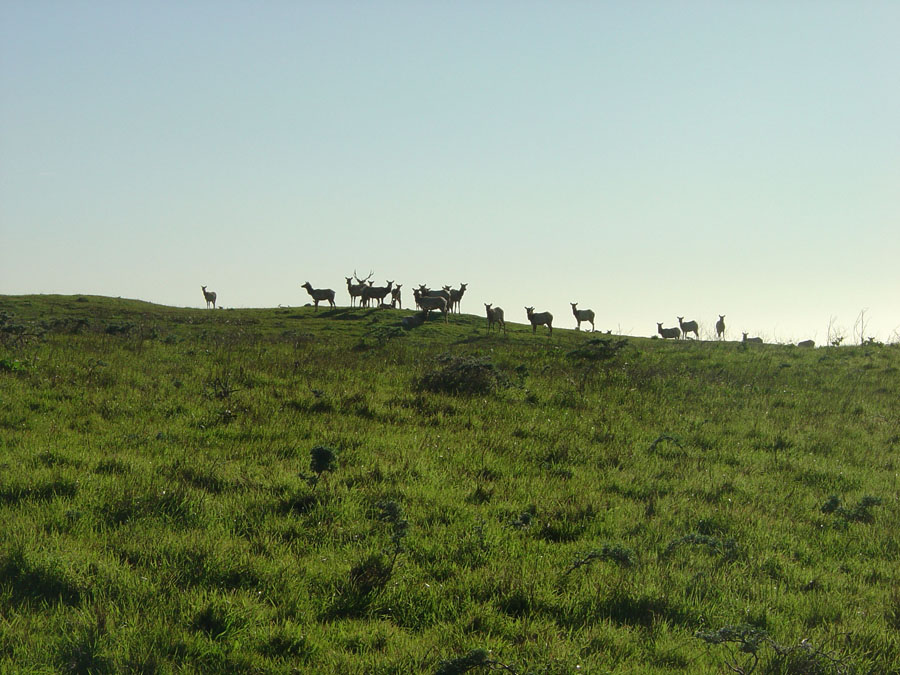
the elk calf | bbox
[797,339,815,348]
[742,332,763,344]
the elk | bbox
[416,285,451,310]
[677,316,699,340]
[301,282,336,311]
[797,339,815,348]
[414,290,449,322]
[742,332,763,344]
[715,315,726,340]
[391,284,402,309]
[525,307,553,335]
[361,280,394,308]
[657,323,681,339]
[345,270,373,306]
[485,303,506,333]
[449,283,468,313]
[201,286,217,309]
[570,303,595,331]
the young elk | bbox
[485,303,506,333]
[301,282,336,311]
[797,339,815,348]
[657,323,681,339]
[525,307,553,335]
[201,286,217,309]
[677,316,699,340]
[742,332,763,344]
[449,283,468,313]
[715,315,726,340]
[391,284,402,309]
[570,303,595,331]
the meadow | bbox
[0,295,898,674]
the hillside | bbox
[1,295,898,673]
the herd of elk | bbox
[200,280,813,346]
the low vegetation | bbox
[1,295,898,673]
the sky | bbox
[1,1,898,342]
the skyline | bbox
[1,2,898,343]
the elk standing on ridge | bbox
[715,315,726,340]
[449,283,468,313]
[525,307,553,335]
[361,281,394,308]
[391,284,402,309]
[201,286,217,309]
[301,282,336,311]
[485,303,505,333]
[657,323,681,339]
[416,285,451,311]
[414,289,449,322]
[571,303,595,331]
[346,270,373,306]
[677,316,699,340]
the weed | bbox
[820,495,883,523]
[665,533,740,561]
[0,357,27,373]
[435,648,517,675]
[510,505,536,529]
[696,624,854,674]
[562,545,636,575]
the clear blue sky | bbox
[2,2,897,342]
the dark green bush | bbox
[416,354,507,396]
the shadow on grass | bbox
[556,588,695,630]
[0,546,83,606]
[0,479,78,506]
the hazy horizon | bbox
[2,3,898,343]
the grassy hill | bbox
[1,295,898,673]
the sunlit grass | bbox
[1,295,898,672]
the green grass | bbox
[1,294,898,673]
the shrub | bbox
[416,354,507,396]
